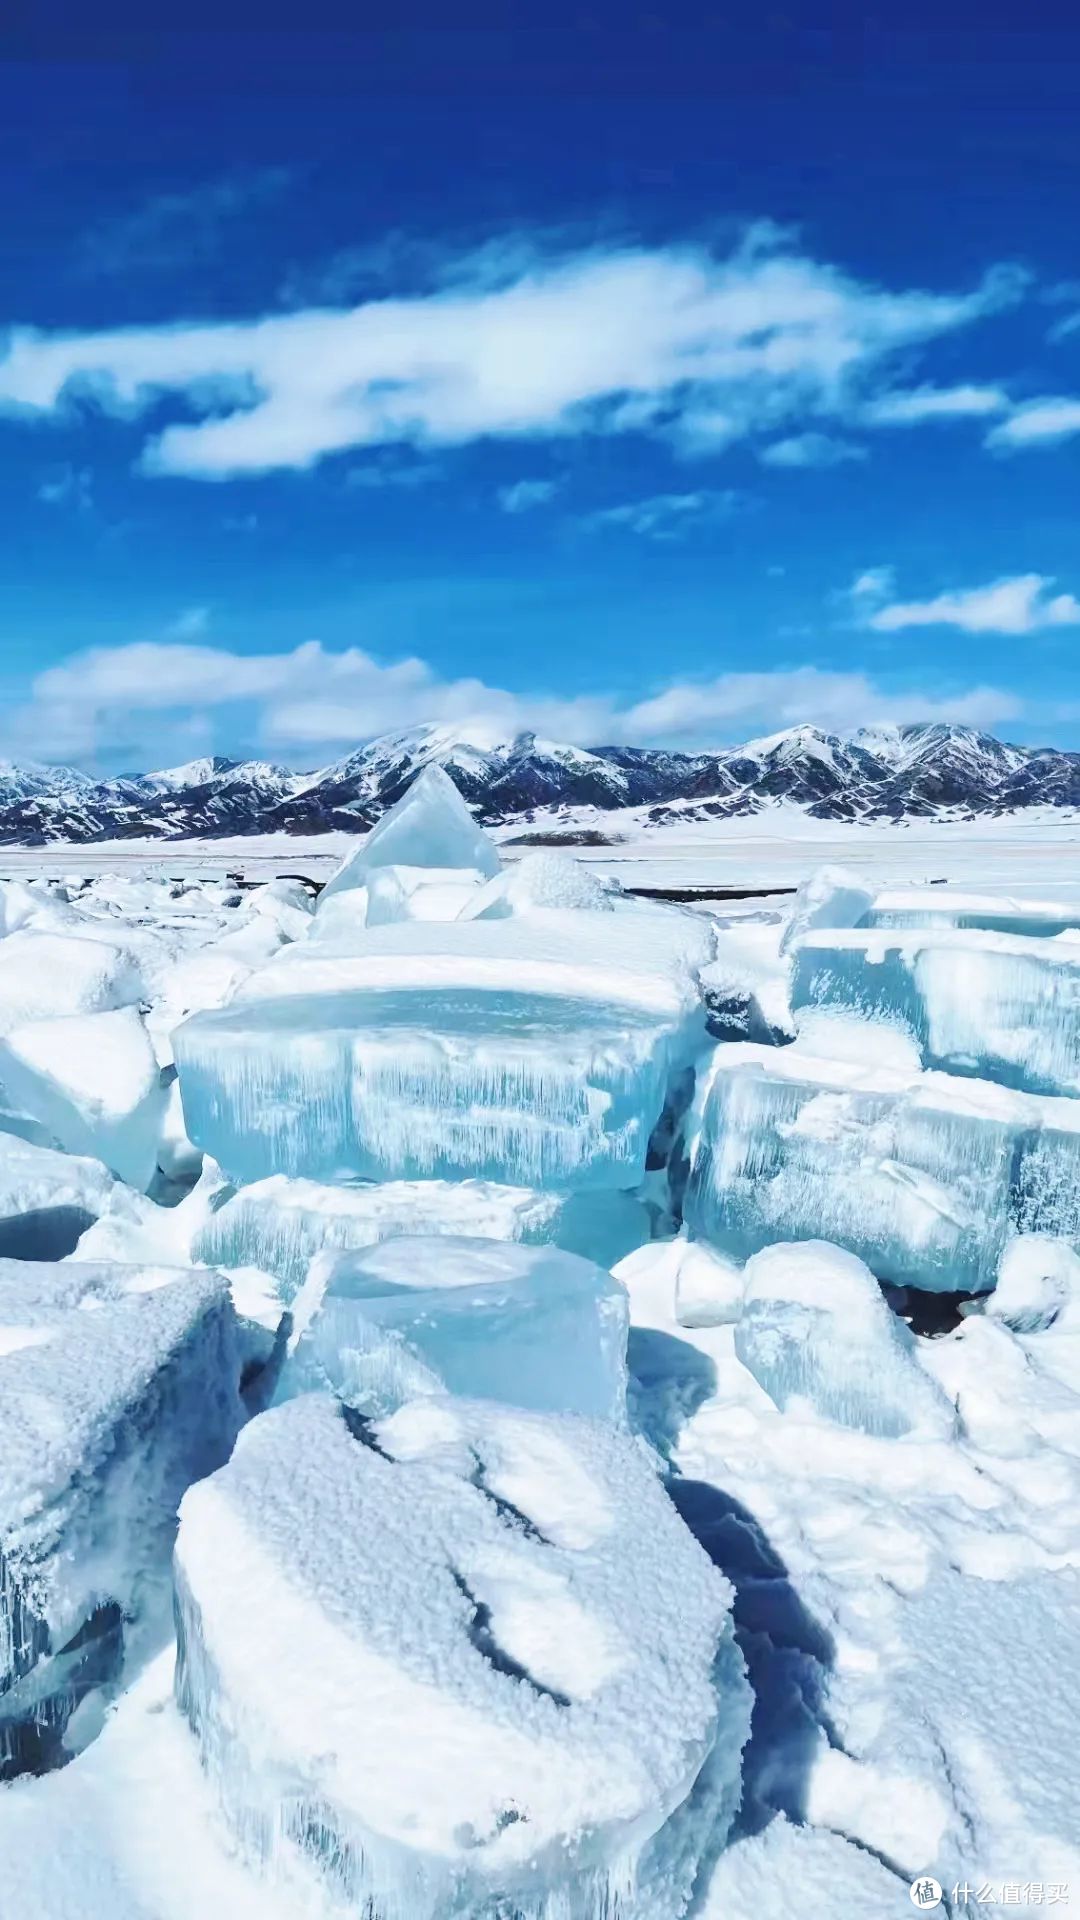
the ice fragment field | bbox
[0,786,1078,1915]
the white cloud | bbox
[5,634,1023,764]
[0,231,1026,479]
[497,478,560,512]
[986,396,1080,450]
[867,573,1080,635]
[862,383,1009,425]
[847,566,896,603]
[580,489,744,539]
[621,667,1022,739]
[758,432,867,468]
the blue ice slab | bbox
[791,928,1080,1097]
[174,985,684,1191]
[685,1046,1024,1293]
[194,1175,649,1300]
[279,1235,630,1421]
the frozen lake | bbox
[2,808,1080,898]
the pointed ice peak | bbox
[322,763,502,899]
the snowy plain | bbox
[0,776,1078,1916]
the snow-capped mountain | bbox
[1,722,1079,844]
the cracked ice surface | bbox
[0,1259,245,1775]
[174,1390,750,1920]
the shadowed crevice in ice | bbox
[339,1401,394,1460]
[668,1478,838,1843]
[467,1448,553,1546]
[0,1205,96,1262]
[448,1568,572,1709]
[627,1325,718,1460]
[0,1596,124,1782]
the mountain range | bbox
[1,722,1079,845]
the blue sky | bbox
[4,6,1080,771]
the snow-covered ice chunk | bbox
[174,985,694,1191]
[194,1174,648,1299]
[989,1235,1080,1333]
[0,1008,167,1191]
[734,1241,955,1438]
[461,850,614,919]
[792,926,1080,1097]
[280,1236,630,1421]
[0,1259,245,1776]
[0,1133,136,1261]
[0,931,145,1036]
[778,864,874,957]
[174,1391,750,1920]
[685,1043,1024,1293]
[697,1813,915,1918]
[321,764,501,900]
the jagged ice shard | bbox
[194,1173,648,1298]
[320,762,503,902]
[173,908,712,1191]
[791,926,1080,1097]
[174,1392,750,1920]
[0,1260,245,1777]
[684,1042,1028,1293]
[279,1236,630,1422]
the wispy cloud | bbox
[345,455,443,490]
[986,396,1080,451]
[164,606,212,639]
[5,633,1023,763]
[865,573,1080,635]
[498,478,560,513]
[579,489,745,539]
[862,383,1009,425]
[36,463,93,511]
[0,228,1026,480]
[758,432,866,468]
[77,167,294,275]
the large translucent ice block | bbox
[174,1392,750,1920]
[321,764,501,901]
[280,1235,630,1422]
[685,1044,1026,1293]
[734,1242,954,1438]
[195,1174,649,1299]
[0,1260,244,1777]
[791,927,1080,1097]
[174,986,688,1190]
